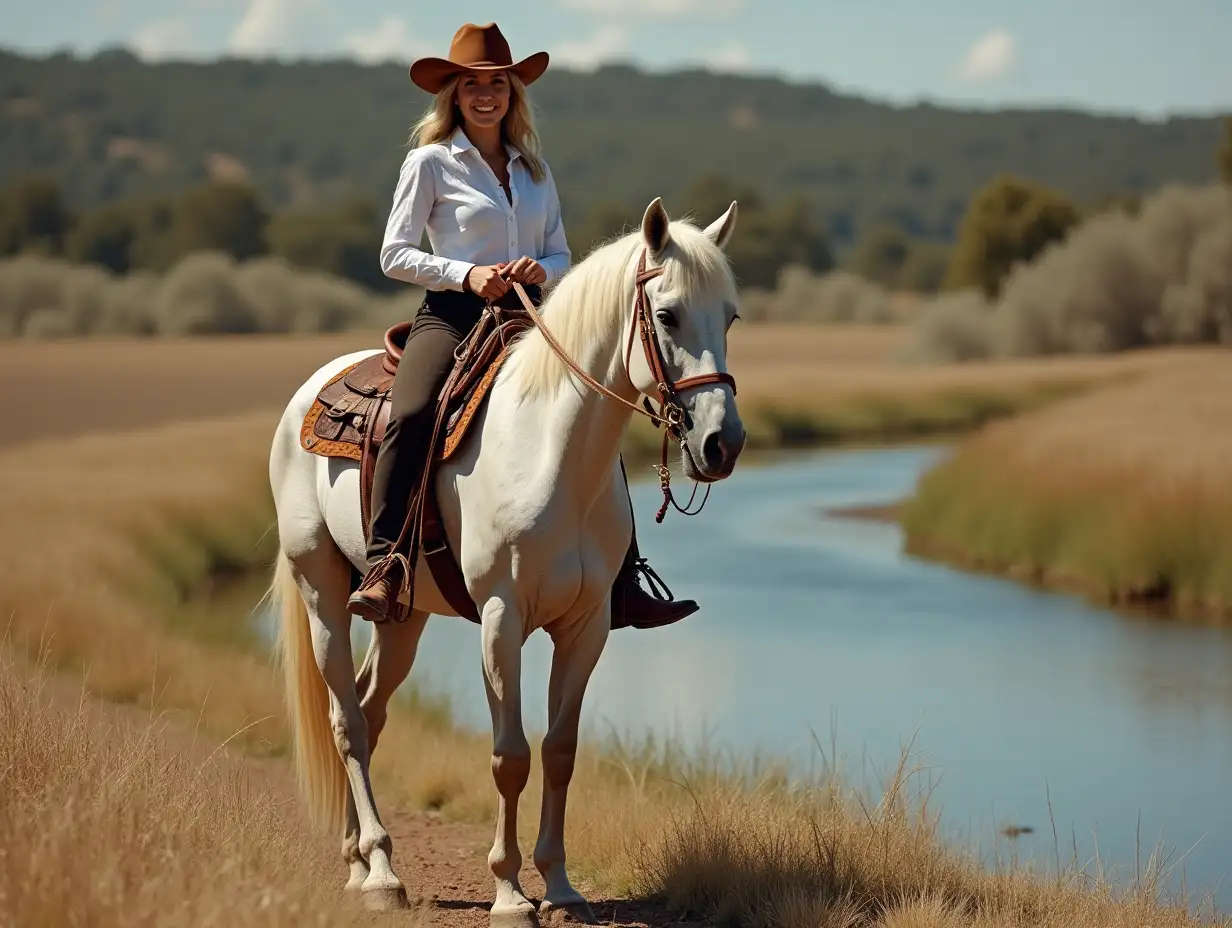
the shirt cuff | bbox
[444,260,475,291]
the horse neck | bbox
[519,288,641,496]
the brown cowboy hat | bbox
[409,22,550,94]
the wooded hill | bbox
[2,47,1226,247]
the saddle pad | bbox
[300,343,516,464]
[301,359,369,461]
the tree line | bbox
[0,167,965,295]
[3,117,1229,320]
[2,48,1225,258]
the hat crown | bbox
[449,22,513,67]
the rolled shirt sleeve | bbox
[379,150,474,291]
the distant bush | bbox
[904,291,996,362]
[909,182,1232,360]
[0,253,424,338]
[846,223,952,294]
[741,266,897,324]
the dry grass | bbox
[0,646,373,927]
[2,360,1227,924]
[0,323,1174,455]
[902,354,1232,621]
[0,412,287,746]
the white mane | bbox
[503,218,738,399]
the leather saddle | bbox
[299,306,534,622]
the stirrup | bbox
[632,556,675,602]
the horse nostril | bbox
[703,431,724,472]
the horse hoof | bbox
[361,886,409,912]
[539,899,598,925]
[490,901,540,928]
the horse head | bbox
[628,197,746,483]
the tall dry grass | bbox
[0,645,371,927]
[0,413,289,747]
[902,354,1232,621]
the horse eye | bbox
[656,309,678,328]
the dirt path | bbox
[386,810,705,928]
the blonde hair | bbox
[409,73,547,183]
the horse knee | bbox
[491,741,532,798]
[540,734,577,789]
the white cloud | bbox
[228,0,322,57]
[551,25,629,71]
[959,28,1016,81]
[560,0,742,16]
[129,18,201,61]
[706,42,751,73]
[344,15,424,65]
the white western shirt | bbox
[380,127,571,292]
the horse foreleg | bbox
[480,594,536,928]
[533,609,608,924]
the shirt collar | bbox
[448,126,522,163]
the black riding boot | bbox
[610,457,699,630]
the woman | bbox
[348,21,698,630]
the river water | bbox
[355,446,1232,910]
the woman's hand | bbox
[465,264,510,300]
[502,256,547,286]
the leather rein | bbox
[505,247,737,523]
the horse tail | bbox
[270,548,347,833]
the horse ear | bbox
[641,197,671,256]
[704,201,738,251]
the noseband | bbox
[509,247,737,521]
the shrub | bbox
[743,266,896,324]
[910,182,1232,360]
[154,251,261,336]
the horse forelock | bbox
[504,218,735,399]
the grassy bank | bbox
[1,414,1226,925]
[901,351,1232,623]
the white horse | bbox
[265,197,745,925]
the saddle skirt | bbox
[298,308,534,622]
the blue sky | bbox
[3,0,1230,117]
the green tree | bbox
[169,180,268,265]
[266,196,389,291]
[566,201,635,260]
[1218,117,1232,185]
[67,202,140,272]
[0,174,73,256]
[944,174,1079,299]
[848,222,911,288]
[676,174,832,289]
[897,241,951,293]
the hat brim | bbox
[409,51,550,94]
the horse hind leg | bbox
[342,609,430,893]
[282,544,408,912]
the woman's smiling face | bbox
[456,69,511,131]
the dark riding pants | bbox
[365,285,541,568]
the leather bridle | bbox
[508,247,737,522]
